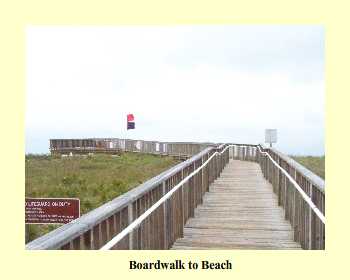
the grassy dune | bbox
[290,155,325,179]
[25,152,180,242]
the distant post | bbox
[265,129,277,148]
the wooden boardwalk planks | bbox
[171,160,301,250]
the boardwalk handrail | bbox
[49,138,216,158]
[26,144,229,250]
[227,144,325,249]
[256,146,325,223]
[229,143,324,205]
[247,145,325,249]
[26,140,325,250]
[267,147,325,193]
[232,144,325,250]
[102,144,325,250]
[100,144,231,250]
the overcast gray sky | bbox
[26,25,324,155]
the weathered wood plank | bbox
[172,160,301,250]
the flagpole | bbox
[125,114,128,151]
[126,113,135,151]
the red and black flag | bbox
[127,114,135,130]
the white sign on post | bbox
[265,129,277,147]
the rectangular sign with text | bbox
[25,198,80,224]
[265,129,277,144]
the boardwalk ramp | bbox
[172,159,301,249]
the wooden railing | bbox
[49,138,215,158]
[26,141,325,250]
[216,143,325,250]
[256,144,325,250]
[26,144,229,250]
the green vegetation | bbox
[290,155,325,179]
[25,152,180,242]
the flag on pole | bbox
[127,114,135,130]
[127,114,134,122]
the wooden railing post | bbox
[278,158,282,206]
[180,169,185,234]
[309,184,313,249]
[200,156,204,204]
[217,153,220,177]
[292,188,297,242]
[128,203,134,249]
[162,181,168,249]
[284,175,289,220]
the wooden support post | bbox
[181,169,185,229]
[308,184,313,249]
[284,176,288,220]
[162,182,168,249]
[128,203,134,249]
[200,156,204,203]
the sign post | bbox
[265,129,277,148]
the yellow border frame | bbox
[1,0,348,279]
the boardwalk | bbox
[27,141,324,250]
[172,160,301,249]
